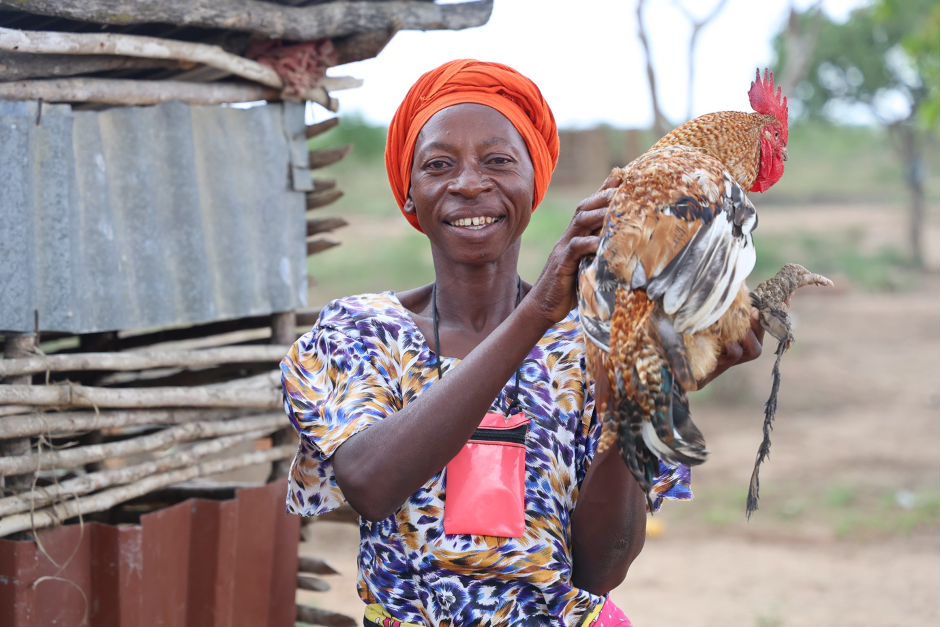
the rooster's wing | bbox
[577,146,758,502]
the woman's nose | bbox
[448,163,492,197]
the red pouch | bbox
[443,411,529,538]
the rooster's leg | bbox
[745,264,832,518]
[750,263,833,345]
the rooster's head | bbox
[748,68,789,193]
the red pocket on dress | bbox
[443,412,529,538]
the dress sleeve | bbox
[281,315,399,516]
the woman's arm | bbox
[570,445,647,595]
[333,188,615,522]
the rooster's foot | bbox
[749,263,833,346]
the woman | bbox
[282,60,762,627]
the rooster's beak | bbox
[780,147,788,162]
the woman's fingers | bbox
[571,207,607,235]
[576,187,617,214]
[566,235,601,260]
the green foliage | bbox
[772,0,938,128]
[876,0,940,127]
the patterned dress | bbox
[281,292,691,627]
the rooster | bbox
[578,69,831,516]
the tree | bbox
[772,0,939,269]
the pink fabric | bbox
[590,598,633,627]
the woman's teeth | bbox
[450,216,501,230]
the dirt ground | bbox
[298,202,940,626]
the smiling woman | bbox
[279,59,691,627]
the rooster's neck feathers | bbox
[651,111,778,193]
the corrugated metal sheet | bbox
[0,480,300,627]
[0,100,309,335]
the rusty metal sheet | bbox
[0,536,38,626]
[0,480,298,627]
[185,498,239,627]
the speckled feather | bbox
[652,111,780,193]
[578,146,758,502]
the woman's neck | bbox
[432,262,521,334]
[396,246,528,359]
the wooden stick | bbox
[306,189,344,210]
[0,413,288,476]
[307,217,348,237]
[307,238,341,256]
[296,604,357,627]
[0,77,280,106]
[0,379,280,410]
[0,408,248,440]
[305,117,339,139]
[2,336,35,492]
[0,26,283,88]
[298,555,340,576]
[319,77,363,92]
[0,51,181,81]
[296,575,331,592]
[309,145,352,170]
[0,445,295,537]
[0,405,33,417]
[0,345,290,378]
[311,178,337,192]
[333,27,397,66]
[0,0,495,42]
[0,428,272,517]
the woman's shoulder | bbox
[314,292,402,329]
[542,308,584,345]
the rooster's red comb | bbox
[748,68,788,135]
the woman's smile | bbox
[445,215,505,229]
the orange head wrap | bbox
[385,59,559,232]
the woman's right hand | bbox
[527,172,620,325]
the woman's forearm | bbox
[333,297,553,521]
[570,445,647,595]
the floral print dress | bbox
[281,292,691,627]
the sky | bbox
[318,0,870,129]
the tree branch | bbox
[0,345,290,378]
[0,408,251,440]
[0,445,295,537]
[636,0,670,137]
[0,0,494,42]
[0,378,280,410]
[0,413,288,475]
[0,428,270,517]
[0,51,181,80]
[0,26,283,88]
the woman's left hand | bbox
[527,173,620,325]
[696,308,765,389]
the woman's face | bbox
[405,104,535,266]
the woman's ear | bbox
[403,197,417,215]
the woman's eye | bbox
[490,157,512,165]
[427,160,448,169]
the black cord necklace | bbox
[431,277,523,417]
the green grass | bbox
[752,229,915,292]
[759,121,940,205]
[677,481,940,539]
